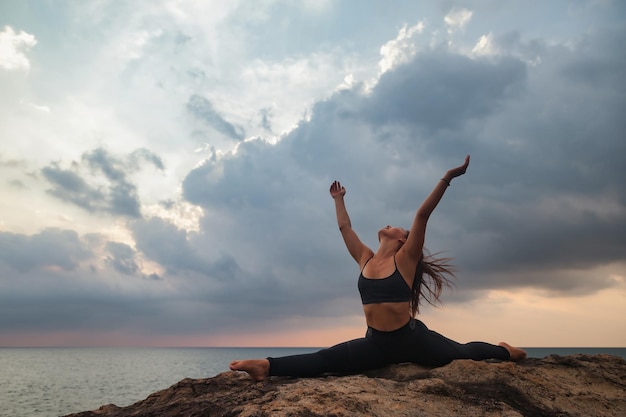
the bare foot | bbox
[229,359,270,381]
[499,342,527,362]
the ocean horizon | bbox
[2,347,624,417]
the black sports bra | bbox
[358,257,412,304]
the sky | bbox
[0,0,624,348]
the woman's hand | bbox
[329,181,346,199]
[446,155,470,179]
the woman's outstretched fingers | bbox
[446,155,471,179]
[329,180,346,198]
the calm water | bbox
[1,347,624,417]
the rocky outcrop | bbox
[65,354,626,417]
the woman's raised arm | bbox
[401,155,470,261]
[330,181,373,266]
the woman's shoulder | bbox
[394,250,420,280]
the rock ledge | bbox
[64,354,626,417]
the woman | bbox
[230,155,526,381]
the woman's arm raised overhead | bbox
[330,181,373,267]
[401,155,470,262]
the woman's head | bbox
[378,225,409,244]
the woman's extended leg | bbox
[409,320,525,366]
[230,336,390,380]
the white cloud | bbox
[20,99,51,113]
[299,0,333,14]
[162,0,241,24]
[444,7,473,34]
[472,32,499,56]
[114,29,163,67]
[238,51,358,136]
[378,22,425,74]
[0,26,37,71]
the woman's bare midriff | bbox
[363,302,411,331]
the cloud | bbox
[128,148,165,171]
[131,216,213,276]
[42,163,107,212]
[129,215,339,327]
[105,241,140,275]
[83,148,129,182]
[0,228,92,272]
[8,179,27,189]
[378,22,425,74]
[105,241,161,280]
[472,32,498,56]
[0,26,37,71]
[0,156,26,168]
[180,26,626,311]
[20,99,51,113]
[258,107,274,132]
[42,147,165,218]
[1,4,625,345]
[363,49,527,132]
[186,94,245,141]
[444,8,473,34]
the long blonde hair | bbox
[410,249,456,317]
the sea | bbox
[1,347,624,417]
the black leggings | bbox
[268,318,510,377]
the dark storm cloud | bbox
[0,270,293,336]
[42,147,165,218]
[0,284,165,333]
[4,20,625,341]
[128,216,337,326]
[455,203,626,275]
[83,148,126,182]
[131,217,213,276]
[362,51,527,132]
[435,30,626,287]
[105,241,162,280]
[105,241,140,275]
[82,148,141,217]
[0,228,92,272]
[108,181,141,217]
[130,217,257,289]
[42,163,106,211]
[183,137,302,210]
[559,28,626,89]
[182,29,626,310]
[187,94,245,141]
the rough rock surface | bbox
[65,354,626,417]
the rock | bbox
[64,354,626,417]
